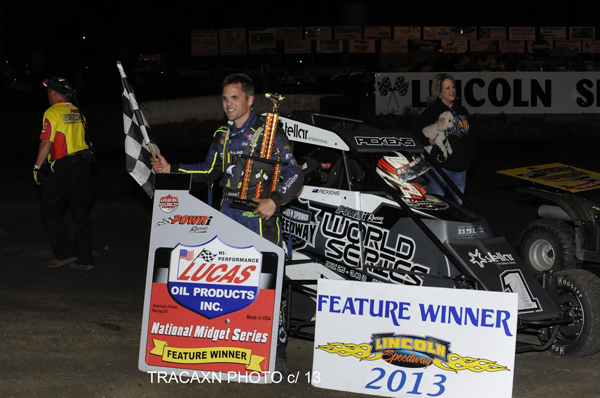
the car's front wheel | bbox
[519,218,580,274]
[545,269,600,357]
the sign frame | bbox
[138,174,285,383]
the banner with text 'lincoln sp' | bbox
[376,72,600,115]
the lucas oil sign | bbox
[139,177,285,383]
[168,237,262,319]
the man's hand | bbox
[33,165,44,185]
[151,153,171,174]
[252,198,276,220]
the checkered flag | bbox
[378,77,393,97]
[117,61,159,198]
[393,76,409,96]
[198,248,217,262]
[378,76,409,97]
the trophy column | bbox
[230,93,287,212]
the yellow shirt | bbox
[40,101,88,161]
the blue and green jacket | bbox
[171,111,303,244]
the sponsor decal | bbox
[468,248,515,268]
[283,122,308,140]
[168,237,262,319]
[520,165,575,179]
[282,199,321,250]
[155,216,176,227]
[335,205,384,224]
[311,188,340,195]
[284,199,430,285]
[564,180,600,190]
[316,337,508,373]
[355,136,416,147]
[321,210,429,285]
[458,225,488,239]
[158,195,180,214]
[155,215,213,228]
[403,196,449,210]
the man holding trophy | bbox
[151,73,303,244]
[151,74,303,374]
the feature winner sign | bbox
[313,280,518,397]
[139,174,285,382]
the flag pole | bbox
[116,61,157,161]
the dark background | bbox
[2,4,600,396]
[2,1,600,105]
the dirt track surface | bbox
[2,118,600,397]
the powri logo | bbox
[168,237,262,319]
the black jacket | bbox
[411,100,477,172]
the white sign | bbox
[191,29,218,56]
[541,27,567,40]
[440,40,468,53]
[394,26,421,40]
[470,39,497,52]
[423,27,449,40]
[479,27,506,40]
[570,27,595,39]
[335,26,362,40]
[509,27,535,40]
[449,26,477,40]
[275,27,303,41]
[555,40,581,53]
[313,280,518,397]
[317,40,343,53]
[381,39,408,54]
[376,72,600,114]
[499,40,526,54]
[249,28,276,54]
[219,29,246,55]
[284,40,312,54]
[305,26,332,39]
[583,40,600,54]
[364,26,392,40]
[139,178,286,383]
[349,40,376,53]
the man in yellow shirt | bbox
[34,76,94,270]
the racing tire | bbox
[548,269,600,357]
[518,218,581,274]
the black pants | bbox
[40,155,93,264]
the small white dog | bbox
[422,111,455,160]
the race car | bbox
[280,111,600,357]
[499,163,600,275]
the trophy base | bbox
[229,198,259,212]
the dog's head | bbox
[437,111,455,131]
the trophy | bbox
[230,93,287,212]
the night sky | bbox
[2,1,598,61]
[1,0,599,97]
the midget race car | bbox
[279,111,600,357]
[499,163,600,275]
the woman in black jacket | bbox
[412,73,477,204]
